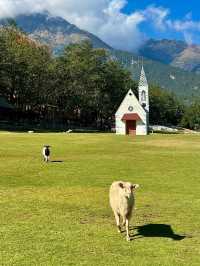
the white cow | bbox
[109,181,139,241]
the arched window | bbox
[141,90,146,101]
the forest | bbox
[0,25,198,130]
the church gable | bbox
[115,89,146,122]
[115,67,149,136]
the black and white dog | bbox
[42,145,51,162]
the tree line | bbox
[0,26,199,130]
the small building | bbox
[115,67,149,136]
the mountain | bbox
[172,46,200,74]
[0,12,111,54]
[111,49,200,101]
[139,39,200,74]
[1,12,200,100]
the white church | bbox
[115,66,149,136]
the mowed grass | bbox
[0,132,200,266]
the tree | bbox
[49,41,137,128]
[149,85,184,125]
[96,60,137,128]
[181,101,200,130]
[0,27,51,112]
[0,28,187,130]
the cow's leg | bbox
[114,212,121,233]
[126,218,130,241]
[122,217,126,227]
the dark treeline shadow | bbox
[130,224,186,241]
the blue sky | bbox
[124,0,199,19]
[0,0,200,50]
[123,0,200,43]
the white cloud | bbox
[142,6,169,31]
[167,19,200,32]
[0,0,200,49]
[140,5,200,44]
[0,0,148,51]
[165,17,200,44]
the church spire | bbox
[139,66,148,88]
[138,66,149,113]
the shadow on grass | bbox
[50,160,63,163]
[130,224,186,241]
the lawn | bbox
[0,132,199,265]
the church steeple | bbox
[138,66,149,113]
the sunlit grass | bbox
[0,133,199,265]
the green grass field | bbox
[0,132,200,265]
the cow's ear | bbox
[131,184,139,190]
[118,182,124,189]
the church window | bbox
[128,106,134,112]
[141,90,146,101]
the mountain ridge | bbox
[1,12,200,100]
[0,12,111,54]
[139,39,200,74]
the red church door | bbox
[126,120,136,135]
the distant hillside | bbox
[1,12,200,100]
[171,46,200,74]
[139,39,200,74]
[112,50,200,101]
[0,12,111,54]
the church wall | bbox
[136,120,148,135]
[115,89,147,135]
[115,67,149,136]
[115,91,146,122]
[115,116,148,135]
[139,86,149,113]
[115,117,126,134]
